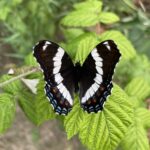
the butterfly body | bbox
[33,40,121,115]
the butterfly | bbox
[33,40,121,115]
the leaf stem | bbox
[0,67,40,88]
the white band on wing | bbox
[53,47,73,106]
[81,48,103,103]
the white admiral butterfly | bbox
[33,40,121,115]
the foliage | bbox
[104,0,150,57]
[0,0,79,56]
[0,93,16,133]
[61,1,119,27]
[79,84,133,150]
[120,77,150,150]
[0,0,150,150]
[18,79,56,125]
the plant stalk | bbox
[0,67,40,88]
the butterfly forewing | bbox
[33,40,75,115]
[80,40,121,113]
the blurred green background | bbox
[0,0,150,150]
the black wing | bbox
[33,40,75,115]
[79,40,121,113]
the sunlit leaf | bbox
[0,94,16,134]
[121,108,150,150]
[0,75,22,95]
[61,11,100,27]
[78,84,133,150]
[99,12,120,24]
[63,28,85,42]
[74,0,102,12]
[25,52,38,66]
[75,33,99,64]
[64,95,84,139]
[18,80,55,125]
[66,33,98,62]
[35,79,56,125]
[61,1,102,27]
[18,91,37,124]
[99,30,136,60]
[125,77,150,102]
[136,108,150,129]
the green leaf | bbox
[75,33,99,64]
[64,95,84,139]
[115,54,150,86]
[99,12,120,24]
[125,77,150,102]
[121,109,150,150]
[66,33,98,62]
[25,52,38,66]
[61,1,102,27]
[121,124,149,150]
[136,108,150,129]
[0,94,16,134]
[79,84,133,150]
[0,75,22,95]
[73,1,102,12]
[63,28,85,42]
[18,80,55,125]
[18,91,37,124]
[35,79,56,125]
[128,55,150,84]
[24,53,41,79]
[61,11,100,27]
[99,30,136,60]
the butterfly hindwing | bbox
[33,40,75,115]
[79,40,121,113]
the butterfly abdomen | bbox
[74,63,82,93]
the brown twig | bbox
[146,98,150,110]
[95,23,105,35]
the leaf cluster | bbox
[0,1,150,150]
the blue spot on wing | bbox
[44,83,72,115]
[89,106,94,112]
[61,109,67,114]
[81,82,113,113]
[45,84,58,109]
